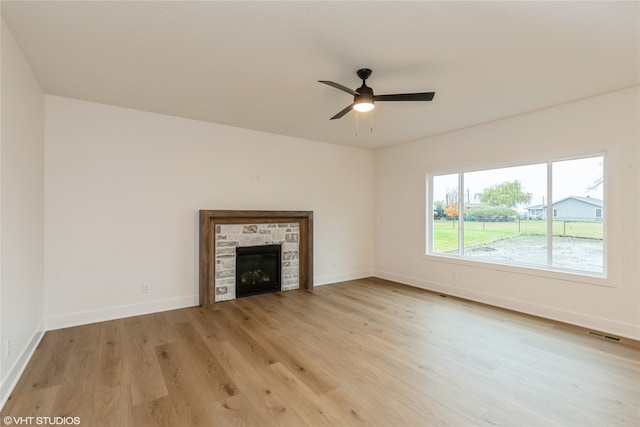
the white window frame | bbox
[425,154,608,285]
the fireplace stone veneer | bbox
[199,210,313,306]
[215,223,298,301]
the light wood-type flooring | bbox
[2,278,639,426]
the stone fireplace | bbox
[199,210,313,306]
[214,223,298,301]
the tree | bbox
[587,176,603,192]
[444,203,459,219]
[480,180,532,208]
[467,205,516,221]
[444,187,459,219]
[433,201,445,218]
[586,158,604,192]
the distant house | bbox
[527,196,603,221]
[553,196,603,221]
[527,204,546,220]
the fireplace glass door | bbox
[235,244,281,298]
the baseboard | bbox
[43,271,375,330]
[314,270,373,286]
[1,320,45,410]
[43,272,377,329]
[45,295,199,331]
[374,270,640,341]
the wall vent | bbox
[588,331,621,343]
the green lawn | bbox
[433,219,603,253]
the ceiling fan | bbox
[319,68,435,120]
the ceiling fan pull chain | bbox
[370,110,374,133]
[355,111,359,138]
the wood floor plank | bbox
[154,342,221,426]
[207,340,309,427]
[487,362,636,426]
[171,322,238,402]
[204,303,278,367]
[266,362,344,426]
[2,278,639,427]
[96,320,130,389]
[212,393,277,427]
[15,328,76,391]
[477,406,564,427]
[190,306,227,343]
[319,387,373,426]
[135,312,177,347]
[161,307,195,325]
[123,316,169,406]
[131,396,181,427]
[91,384,133,427]
[231,296,279,327]
[51,349,99,422]
[0,385,60,421]
[229,311,340,395]
[70,323,101,352]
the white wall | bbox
[374,87,640,339]
[1,19,45,405]
[44,96,374,328]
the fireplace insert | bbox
[235,244,282,298]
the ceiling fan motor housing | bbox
[355,85,374,104]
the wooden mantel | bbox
[199,210,313,306]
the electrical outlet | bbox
[6,339,11,357]
[142,283,150,293]
[451,271,458,280]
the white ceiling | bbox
[2,1,638,149]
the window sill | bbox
[421,253,612,288]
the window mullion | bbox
[459,173,464,256]
[547,161,553,267]
[426,174,433,254]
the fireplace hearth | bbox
[236,244,281,298]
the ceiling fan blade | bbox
[374,92,435,102]
[319,80,358,96]
[330,104,354,120]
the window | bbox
[428,155,604,276]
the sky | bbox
[432,155,604,210]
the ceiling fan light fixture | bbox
[319,68,435,120]
[353,100,375,113]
